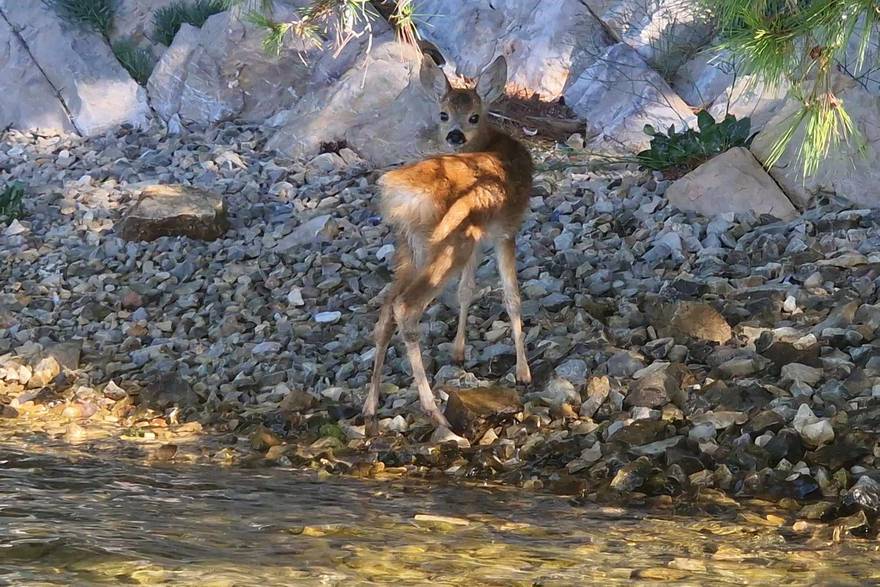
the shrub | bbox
[48,0,114,37]
[112,39,156,86]
[0,182,25,224]
[636,110,756,177]
[153,0,231,46]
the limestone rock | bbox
[0,15,75,134]
[672,50,736,109]
[792,404,835,449]
[666,147,798,220]
[266,38,439,166]
[147,24,202,123]
[751,76,880,209]
[598,0,714,76]
[116,185,228,242]
[413,0,613,100]
[274,215,339,252]
[707,75,790,133]
[565,43,696,151]
[147,6,332,126]
[111,0,178,47]
[0,0,150,135]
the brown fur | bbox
[363,56,533,432]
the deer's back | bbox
[378,130,532,242]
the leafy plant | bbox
[48,0,114,37]
[636,110,756,175]
[706,0,880,176]
[112,39,155,86]
[153,0,231,46]
[0,182,25,224]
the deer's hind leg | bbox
[363,241,417,435]
[393,237,477,428]
[495,235,531,384]
[452,249,479,364]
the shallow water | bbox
[2,433,880,586]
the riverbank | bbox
[3,125,880,538]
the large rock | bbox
[565,43,696,151]
[147,23,202,123]
[116,185,228,241]
[147,5,342,126]
[444,386,522,439]
[751,76,880,209]
[413,0,613,100]
[111,0,177,47]
[708,74,790,133]
[672,50,736,109]
[266,37,440,166]
[665,147,798,220]
[594,0,715,76]
[0,0,150,135]
[0,14,75,134]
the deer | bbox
[362,54,533,434]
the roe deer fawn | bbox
[362,55,533,432]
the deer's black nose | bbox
[446,129,466,146]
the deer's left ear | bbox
[475,55,508,104]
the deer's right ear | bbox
[419,57,451,100]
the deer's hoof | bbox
[516,364,532,385]
[363,415,379,437]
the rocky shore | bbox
[3,124,880,538]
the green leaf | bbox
[697,110,715,132]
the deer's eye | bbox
[469,114,480,124]
[439,112,449,122]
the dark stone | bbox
[841,475,880,517]
[625,368,682,408]
[764,429,804,465]
[610,456,653,492]
[80,302,113,322]
[807,436,872,471]
[444,386,522,438]
[608,420,669,446]
[43,341,83,371]
[744,410,785,435]
[757,337,821,370]
[140,372,200,411]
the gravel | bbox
[6,123,880,536]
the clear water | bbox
[2,432,879,586]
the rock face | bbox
[751,77,880,209]
[116,185,228,242]
[565,43,696,151]
[595,0,714,76]
[0,15,75,134]
[111,0,177,47]
[413,0,613,100]
[672,50,735,109]
[266,37,439,166]
[707,75,790,133]
[0,0,150,135]
[147,8,322,126]
[665,147,798,220]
